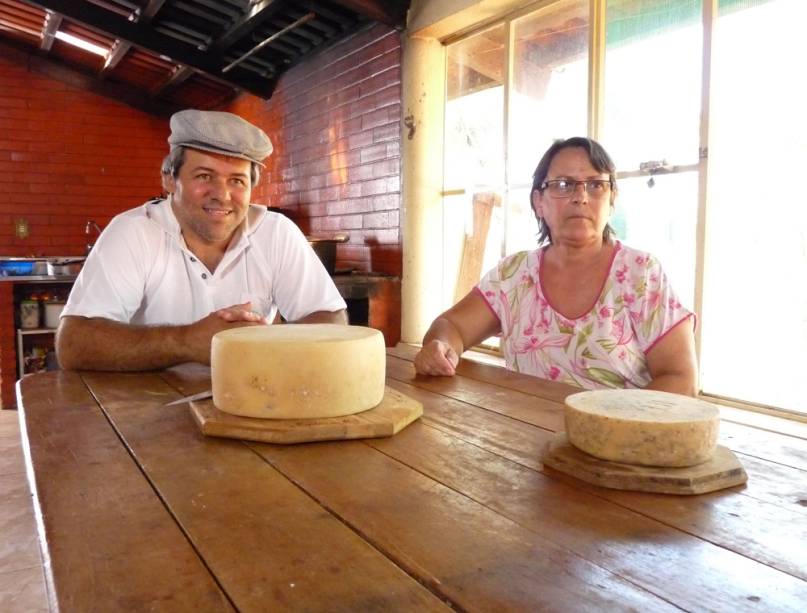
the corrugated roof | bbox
[0,0,409,115]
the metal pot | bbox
[47,258,84,276]
[307,234,349,275]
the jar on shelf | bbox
[19,299,40,329]
[44,301,65,329]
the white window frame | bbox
[439,0,807,423]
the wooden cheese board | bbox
[543,433,748,495]
[190,385,422,444]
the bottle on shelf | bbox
[19,299,40,329]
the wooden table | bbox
[17,345,807,611]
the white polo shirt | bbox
[63,199,346,325]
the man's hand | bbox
[414,339,459,376]
[181,302,265,364]
[213,302,266,324]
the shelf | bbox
[0,275,77,283]
[18,327,57,335]
[16,328,57,377]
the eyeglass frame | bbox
[538,178,614,199]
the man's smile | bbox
[202,207,233,217]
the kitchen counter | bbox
[0,276,77,409]
[16,346,807,610]
[0,275,77,282]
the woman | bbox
[414,137,697,395]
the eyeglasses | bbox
[540,179,612,199]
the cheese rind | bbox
[564,390,719,467]
[211,324,385,419]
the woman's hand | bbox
[414,291,502,377]
[415,339,460,376]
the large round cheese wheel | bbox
[564,389,719,467]
[211,324,385,419]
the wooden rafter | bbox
[325,0,407,29]
[39,10,61,50]
[23,0,277,97]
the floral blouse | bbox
[476,241,693,389]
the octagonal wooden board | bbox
[190,386,422,444]
[542,433,748,495]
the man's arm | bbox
[294,309,348,325]
[56,303,264,371]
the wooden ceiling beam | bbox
[140,0,168,20]
[151,63,193,96]
[23,0,276,97]
[324,0,407,29]
[213,0,284,49]
[40,10,61,50]
[0,37,180,116]
[151,0,286,98]
[101,39,130,74]
[100,0,168,76]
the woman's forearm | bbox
[423,317,466,357]
[644,373,697,397]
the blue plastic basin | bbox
[0,260,35,276]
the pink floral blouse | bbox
[476,241,693,389]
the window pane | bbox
[611,172,698,308]
[701,0,807,413]
[603,0,703,168]
[444,26,505,309]
[445,25,505,190]
[509,0,590,184]
[507,0,590,256]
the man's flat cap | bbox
[168,109,273,165]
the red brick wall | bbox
[0,24,403,406]
[0,51,168,408]
[0,53,168,257]
[226,23,403,276]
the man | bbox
[57,109,347,371]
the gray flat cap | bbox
[168,109,273,165]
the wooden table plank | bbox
[388,369,807,583]
[568,475,807,581]
[18,372,232,612]
[388,343,577,403]
[248,441,679,611]
[720,421,807,472]
[737,454,807,512]
[81,371,450,612]
[365,417,807,612]
[386,356,565,432]
[389,344,807,441]
[386,378,553,472]
[160,362,212,396]
[19,359,798,611]
[388,355,807,486]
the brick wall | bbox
[0,23,403,406]
[0,50,168,408]
[0,53,168,257]
[0,24,402,267]
[226,23,403,276]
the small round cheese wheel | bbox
[211,324,385,419]
[564,389,719,467]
